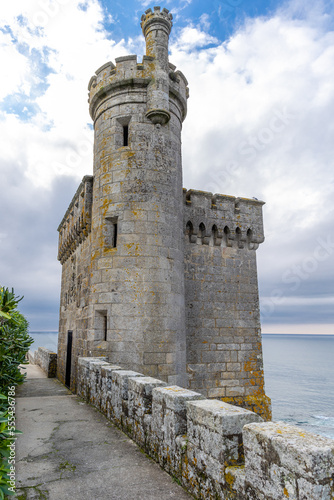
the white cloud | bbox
[173,25,218,50]
[0,32,31,99]
[1,0,333,330]
[0,0,133,188]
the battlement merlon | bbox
[183,189,265,249]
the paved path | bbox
[15,364,192,500]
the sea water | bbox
[29,332,334,439]
[262,334,334,439]
[29,331,58,353]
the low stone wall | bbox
[77,357,334,499]
[31,347,57,378]
[27,350,35,365]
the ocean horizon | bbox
[28,331,334,439]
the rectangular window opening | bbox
[113,222,118,248]
[94,310,108,342]
[123,125,129,146]
[104,315,107,341]
[104,217,118,248]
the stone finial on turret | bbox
[141,7,173,68]
[140,7,174,125]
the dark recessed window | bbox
[112,222,118,248]
[95,310,108,342]
[104,217,118,248]
[104,315,107,341]
[123,125,129,146]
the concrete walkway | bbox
[15,364,192,500]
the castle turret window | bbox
[123,125,129,146]
[115,117,131,148]
[104,314,108,341]
[104,216,118,248]
[94,310,108,341]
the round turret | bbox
[88,6,187,128]
[85,7,189,386]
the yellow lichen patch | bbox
[244,359,258,372]
[224,470,235,487]
[283,487,289,497]
[124,243,141,256]
[102,198,110,216]
[103,247,117,255]
[222,393,272,421]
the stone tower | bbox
[58,7,188,388]
[57,6,271,420]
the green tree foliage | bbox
[0,288,33,398]
[0,287,33,498]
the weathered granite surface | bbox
[76,357,334,500]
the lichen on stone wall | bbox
[75,357,334,500]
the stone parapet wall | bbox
[183,189,264,249]
[31,347,57,378]
[57,176,93,264]
[77,357,334,499]
[88,46,188,124]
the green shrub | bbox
[0,287,33,498]
[0,288,33,399]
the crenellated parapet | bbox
[88,7,188,124]
[57,176,93,264]
[183,189,265,250]
[141,6,173,40]
[88,56,188,124]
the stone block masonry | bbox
[77,357,334,500]
[183,189,270,420]
[56,6,271,421]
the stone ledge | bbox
[76,356,334,499]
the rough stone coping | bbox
[128,376,166,396]
[112,370,145,399]
[95,61,115,76]
[37,347,57,355]
[101,364,122,376]
[184,188,265,209]
[115,55,137,64]
[88,360,110,371]
[153,385,204,409]
[187,400,263,434]
[243,421,334,480]
[78,357,107,368]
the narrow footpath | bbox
[15,364,192,500]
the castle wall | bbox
[77,357,334,500]
[56,7,271,410]
[184,190,271,420]
[57,176,93,389]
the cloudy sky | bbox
[1,0,333,334]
